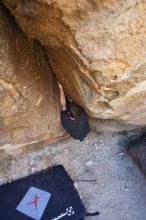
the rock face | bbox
[88,117,137,133]
[3,0,146,127]
[0,4,67,157]
[128,134,146,176]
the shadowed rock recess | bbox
[2,0,146,129]
[0,3,68,157]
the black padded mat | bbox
[0,165,86,220]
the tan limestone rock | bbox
[2,0,146,126]
[0,3,67,157]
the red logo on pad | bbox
[27,194,40,211]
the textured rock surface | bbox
[3,0,146,126]
[0,4,67,157]
[88,117,137,133]
[128,134,146,176]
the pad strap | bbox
[86,211,100,216]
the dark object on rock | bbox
[127,134,146,175]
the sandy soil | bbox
[0,130,146,220]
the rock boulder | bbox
[0,3,67,157]
[3,0,146,127]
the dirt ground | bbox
[0,130,146,220]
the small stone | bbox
[119,152,124,157]
[85,160,93,166]
[74,182,78,189]
[31,167,36,172]
[124,186,130,192]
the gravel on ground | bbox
[0,130,146,220]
